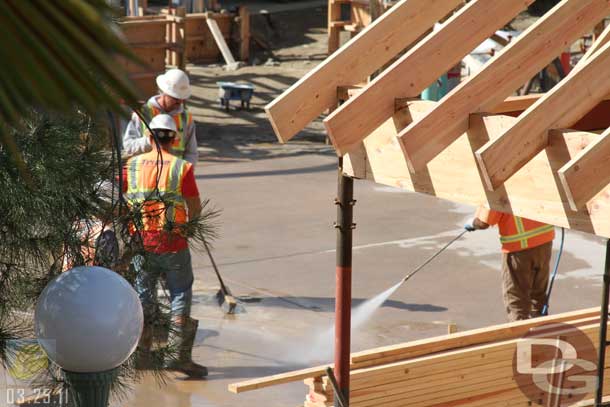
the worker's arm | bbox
[467,205,501,231]
[123,112,152,156]
[182,118,199,166]
[186,196,202,221]
[181,166,201,221]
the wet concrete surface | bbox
[118,151,606,407]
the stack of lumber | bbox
[230,308,610,406]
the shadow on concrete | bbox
[195,162,336,179]
[246,296,448,313]
[189,69,330,162]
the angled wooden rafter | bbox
[476,39,610,191]
[324,0,534,156]
[265,0,463,143]
[345,100,610,237]
[398,0,610,172]
[558,127,610,211]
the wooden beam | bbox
[398,0,610,172]
[353,100,610,236]
[266,0,463,143]
[327,0,341,54]
[351,308,598,367]
[490,94,542,114]
[239,6,250,62]
[476,39,610,191]
[228,307,598,394]
[324,0,533,156]
[576,18,610,69]
[206,17,236,67]
[558,127,610,210]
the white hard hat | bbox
[149,114,177,132]
[156,69,191,100]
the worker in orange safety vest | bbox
[123,113,206,378]
[467,205,555,322]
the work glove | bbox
[464,223,476,232]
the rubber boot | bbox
[165,317,208,378]
[135,324,154,369]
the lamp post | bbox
[34,266,143,407]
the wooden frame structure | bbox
[256,0,610,406]
[117,10,236,97]
[268,0,610,237]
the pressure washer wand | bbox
[400,229,468,285]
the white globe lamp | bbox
[35,266,143,406]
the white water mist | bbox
[300,280,404,364]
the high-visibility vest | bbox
[497,215,555,253]
[125,151,190,233]
[140,103,193,157]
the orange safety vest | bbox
[140,103,193,158]
[125,151,190,233]
[496,213,555,253]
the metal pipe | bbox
[335,158,354,407]
[595,239,610,406]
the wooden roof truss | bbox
[266,0,610,238]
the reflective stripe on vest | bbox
[140,103,191,157]
[125,153,188,232]
[499,218,555,249]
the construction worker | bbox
[468,206,555,322]
[123,114,206,378]
[123,68,199,165]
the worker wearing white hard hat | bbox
[122,111,207,378]
[123,69,199,166]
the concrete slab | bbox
[119,152,605,407]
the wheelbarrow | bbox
[217,81,255,111]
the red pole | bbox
[334,160,354,406]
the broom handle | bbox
[203,239,230,294]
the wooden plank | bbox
[475,39,610,191]
[345,324,599,406]
[266,0,463,143]
[239,6,250,62]
[354,100,610,236]
[324,0,533,156]
[228,307,597,393]
[351,307,598,364]
[327,0,341,54]
[558,127,610,210]
[228,364,332,394]
[206,17,236,65]
[398,0,610,172]
[490,94,542,114]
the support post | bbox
[596,239,610,406]
[239,6,251,62]
[63,369,118,407]
[335,158,354,406]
